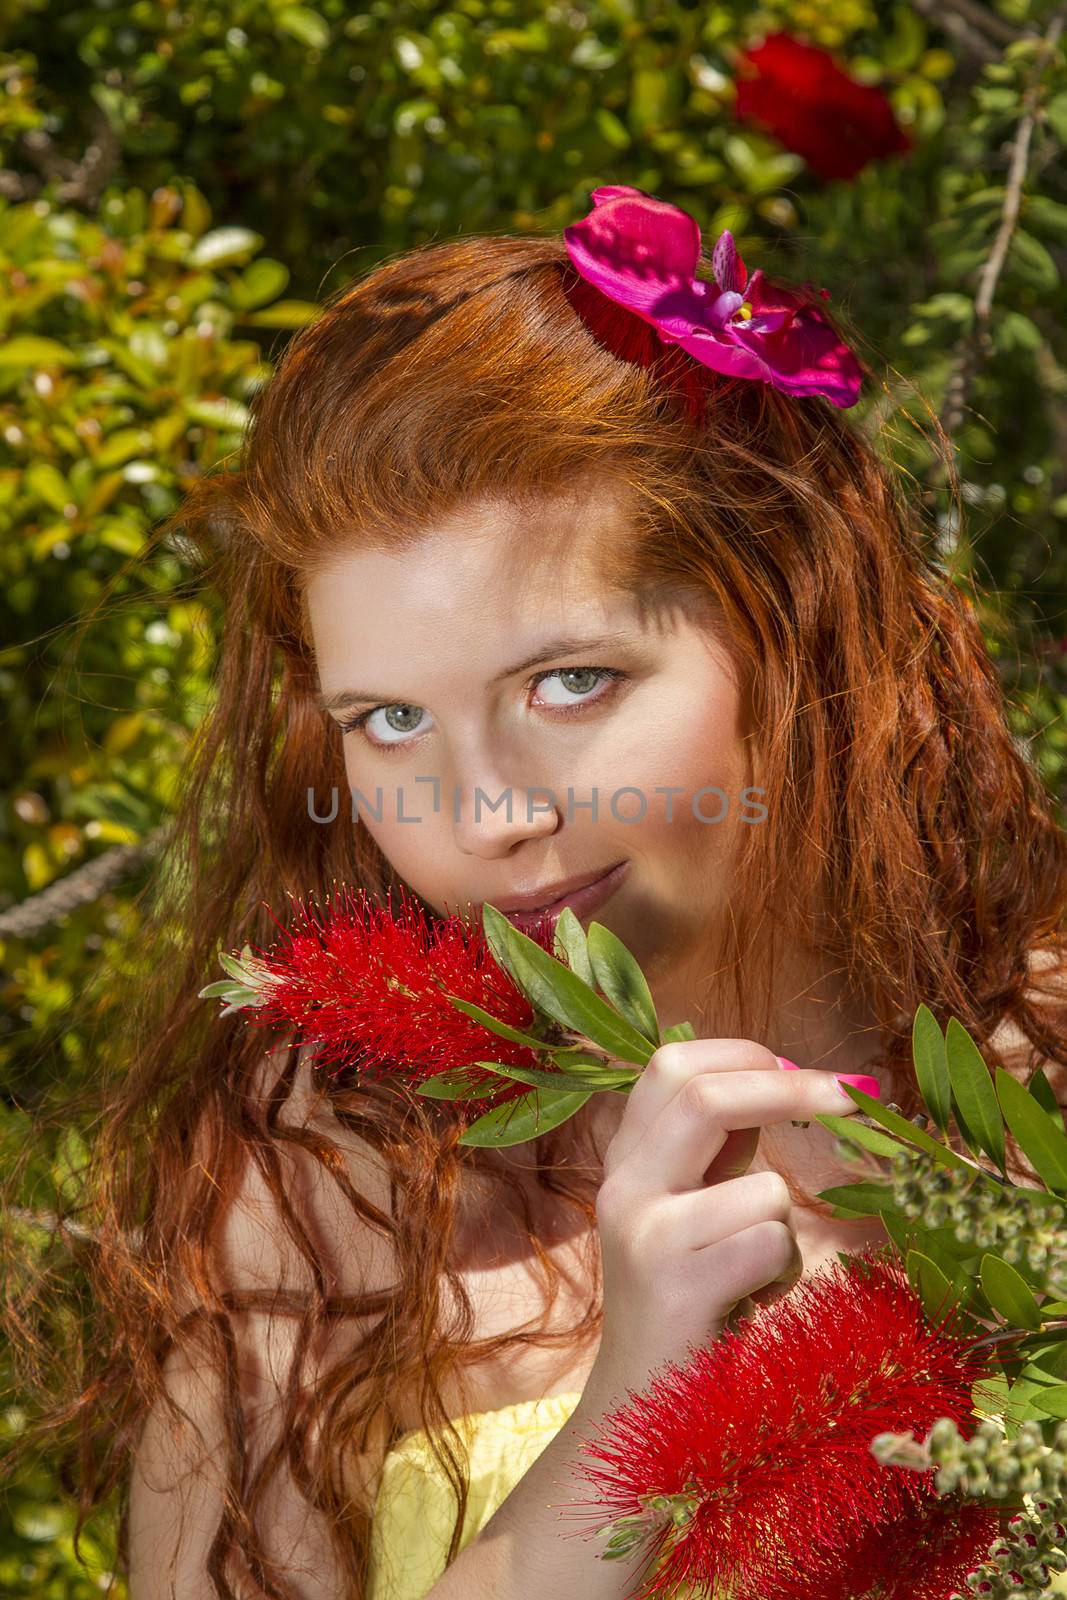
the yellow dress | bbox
[366,1392,1067,1600]
[366,1391,585,1600]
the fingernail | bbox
[775,1056,801,1070]
[835,1073,881,1099]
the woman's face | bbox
[304,491,759,1025]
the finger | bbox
[623,1068,863,1197]
[701,1125,760,1185]
[658,1167,793,1253]
[693,1218,801,1314]
[609,1038,780,1167]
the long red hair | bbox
[3,229,1066,1598]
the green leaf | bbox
[995,310,1043,354]
[232,257,290,311]
[1008,230,1059,291]
[276,5,331,48]
[480,904,655,1065]
[995,1065,1067,1193]
[815,1182,900,1217]
[585,920,660,1046]
[25,462,72,514]
[816,1113,913,1160]
[879,1209,914,1257]
[470,1059,638,1093]
[980,1254,1044,1331]
[946,1018,1006,1173]
[457,1087,591,1147]
[0,336,76,370]
[241,299,321,327]
[818,1084,977,1174]
[906,1250,960,1322]
[184,397,251,430]
[1028,1065,1066,1130]
[662,1022,696,1043]
[440,994,551,1053]
[416,1069,497,1100]
[552,906,595,987]
[188,227,264,269]
[1019,1339,1067,1381]
[1031,1385,1067,1418]
[912,1005,952,1134]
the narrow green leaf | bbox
[416,1069,498,1101]
[441,994,550,1053]
[662,1022,696,1044]
[825,1084,978,1174]
[815,1113,912,1160]
[815,1182,899,1217]
[980,1254,1044,1331]
[946,1018,1006,1173]
[0,335,76,370]
[470,1059,638,1094]
[198,979,251,1000]
[457,1087,591,1147]
[912,1004,951,1134]
[905,1250,959,1323]
[553,907,595,987]
[481,904,655,1065]
[1028,1065,1066,1131]
[188,226,264,269]
[995,1065,1067,1193]
[585,920,660,1046]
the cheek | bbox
[596,681,749,821]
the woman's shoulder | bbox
[202,1032,400,1302]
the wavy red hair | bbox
[3,229,1066,1598]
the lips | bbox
[496,863,624,914]
[494,860,630,933]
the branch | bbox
[0,823,169,940]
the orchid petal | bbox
[563,190,702,321]
[563,185,863,408]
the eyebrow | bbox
[313,630,637,713]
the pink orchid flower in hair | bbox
[563,185,863,409]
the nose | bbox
[451,774,562,859]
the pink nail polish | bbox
[775,1056,801,1070]
[835,1073,881,1099]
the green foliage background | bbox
[1,0,1066,1592]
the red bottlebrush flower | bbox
[237,883,561,1109]
[564,1248,1001,1600]
[733,32,913,182]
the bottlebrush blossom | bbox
[232,883,561,1108]
[734,32,913,183]
[565,1248,1002,1600]
[563,185,863,408]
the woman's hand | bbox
[583,1039,873,1406]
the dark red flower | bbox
[734,32,913,182]
[564,1248,1001,1599]
[238,883,560,1108]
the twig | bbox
[937,7,1067,439]
[941,0,1029,48]
[911,0,1001,64]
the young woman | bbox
[5,188,1066,1600]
